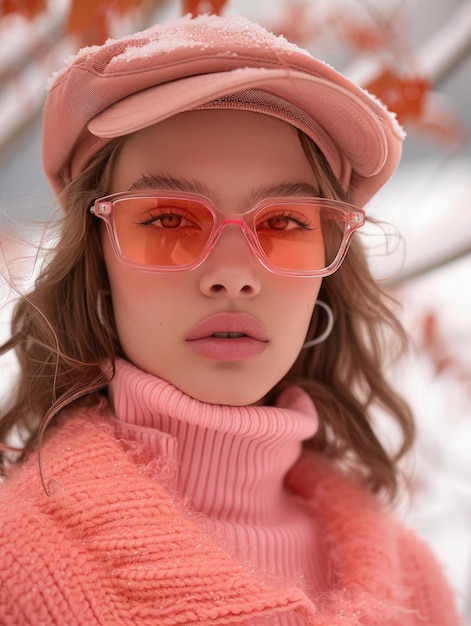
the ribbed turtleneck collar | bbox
[108,359,317,510]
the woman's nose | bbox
[198,226,262,299]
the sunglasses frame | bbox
[90,190,365,277]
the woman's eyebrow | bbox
[128,174,210,195]
[250,182,319,201]
[128,176,319,206]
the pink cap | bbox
[42,14,405,207]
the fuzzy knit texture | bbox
[0,368,462,625]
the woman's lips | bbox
[185,312,269,361]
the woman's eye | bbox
[155,213,184,228]
[140,212,193,228]
[260,212,312,231]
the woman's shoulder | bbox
[286,449,442,562]
[287,450,461,623]
[0,400,118,501]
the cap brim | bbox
[88,67,388,185]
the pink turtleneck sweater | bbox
[109,359,329,603]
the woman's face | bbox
[103,109,322,405]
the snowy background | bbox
[0,0,470,621]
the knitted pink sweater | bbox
[0,370,461,625]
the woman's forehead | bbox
[110,110,321,203]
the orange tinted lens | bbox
[254,202,346,271]
[113,197,214,267]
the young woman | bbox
[0,13,460,626]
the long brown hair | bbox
[0,131,414,500]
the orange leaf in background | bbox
[422,312,452,374]
[67,0,152,46]
[1,0,46,19]
[270,2,322,47]
[67,0,109,46]
[104,0,152,16]
[182,0,228,16]
[421,311,471,397]
[329,10,391,53]
[415,92,466,147]
[365,67,430,125]
[338,22,388,53]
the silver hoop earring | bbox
[303,300,334,348]
[97,291,109,326]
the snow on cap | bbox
[42,14,405,206]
